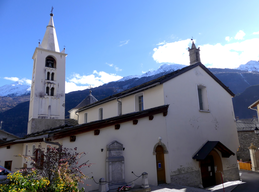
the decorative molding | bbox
[153,141,168,155]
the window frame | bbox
[45,56,56,68]
[99,108,103,120]
[197,85,210,112]
[135,93,144,112]
[84,113,88,123]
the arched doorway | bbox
[200,150,223,188]
[155,145,166,184]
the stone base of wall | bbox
[223,167,240,182]
[28,118,65,134]
[237,131,259,161]
[171,170,202,187]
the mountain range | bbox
[1,61,259,137]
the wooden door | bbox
[200,155,216,188]
[156,145,166,184]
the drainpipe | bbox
[75,111,79,122]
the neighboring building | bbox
[27,12,67,134]
[0,13,240,191]
[236,99,259,162]
[0,129,19,143]
[236,117,259,161]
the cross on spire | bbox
[50,6,54,16]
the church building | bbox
[0,13,240,191]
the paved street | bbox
[233,170,259,192]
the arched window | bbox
[51,73,54,81]
[46,87,49,95]
[50,87,54,96]
[47,72,50,80]
[45,56,56,68]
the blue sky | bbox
[1,0,259,93]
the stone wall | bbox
[171,170,202,187]
[28,118,65,134]
[223,167,240,181]
[237,131,259,161]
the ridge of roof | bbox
[77,63,234,112]
[0,129,20,139]
[73,91,98,110]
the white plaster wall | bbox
[69,109,78,120]
[61,113,168,191]
[78,85,165,125]
[0,145,23,171]
[162,66,239,175]
[122,85,164,114]
[78,100,118,124]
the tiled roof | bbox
[236,118,258,131]
[73,91,98,109]
[0,105,168,146]
[77,62,234,112]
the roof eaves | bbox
[248,100,259,109]
[52,105,169,139]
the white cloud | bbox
[106,62,122,72]
[119,40,130,47]
[157,41,166,46]
[4,77,19,82]
[106,62,113,67]
[225,36,231,42]
[114,66,122,72]
[253,31,259,35]
[65,81,89,93]
[152,38,259,69]
[235,30,245,40]
[4,77,31,85]
[66,71,122,93]
[153,39,190,65]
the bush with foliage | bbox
[0,170,49,192]
[0,146,89,192]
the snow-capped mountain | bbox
[119,63,186,81]
[0,81,31,97]
[1,60,259,97]
[237,60,259,72]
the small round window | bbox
[45,56,56,68]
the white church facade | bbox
[0,13,240,191]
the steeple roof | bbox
[41,13,60,52]
[191,40,197,49]
[74,91,98,109]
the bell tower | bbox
[28,11,67,134]
[188,39,201,65]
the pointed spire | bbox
[191,40,197,49]
[188,39,201,65]
[41,11,60,52]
